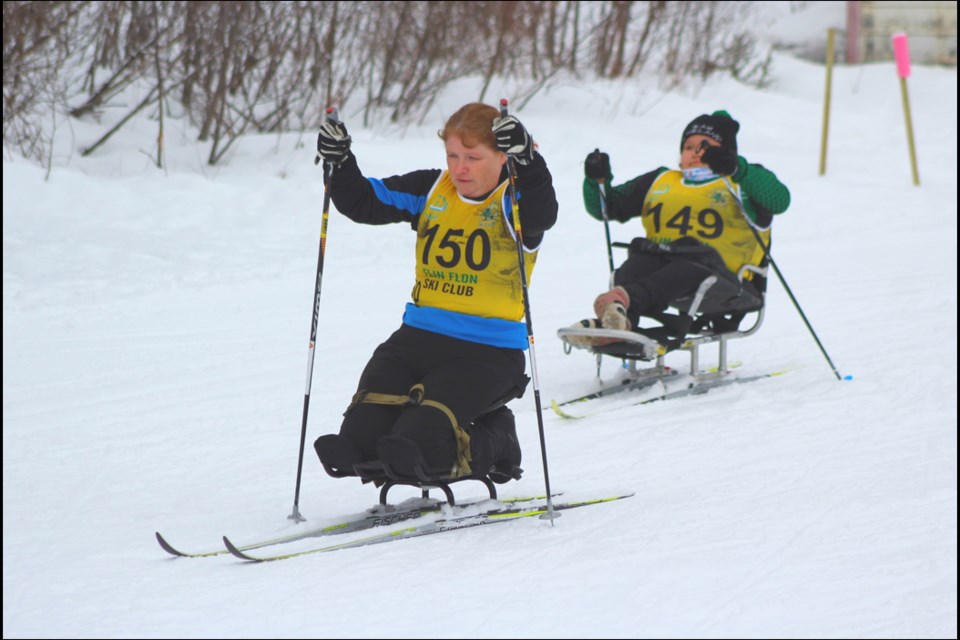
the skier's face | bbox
[680,135,718,169]
[445,135,506,199]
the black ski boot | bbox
[469,406,523,484]
[314,434,363,478]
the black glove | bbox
[316,120,351,167]
[584,148,610,180]
[701,145,738,176]
[492,115,534,165]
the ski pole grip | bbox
[499,98,508,118]
[315,106,342,166]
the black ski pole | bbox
[289,106,341,523]
[598,181,615,274]
[747,223,846,381]
[499,99,558,522]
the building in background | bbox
[846,1,956,64]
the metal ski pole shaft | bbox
[289,106,341,523]
[499,98,558,523]
[598,182,615,274]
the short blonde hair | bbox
[438,102,499,150]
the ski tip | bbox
[550,399,583,419]
[156,531,185,557]
[222,536,258,562]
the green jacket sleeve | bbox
[733,157,791,224]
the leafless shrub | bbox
[3,0,765,168]
[3,0,89,163]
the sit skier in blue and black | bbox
[313,103,558,485]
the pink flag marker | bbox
[892,32,911,78]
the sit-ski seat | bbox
[350,456,504,507]
[318,394,526,506]
[557,257,769,384]
[320,442,521,506]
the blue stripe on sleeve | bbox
[368,178,427,217]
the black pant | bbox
[339,324,527,471]
[612,254,705,324]
[613,237,728,326]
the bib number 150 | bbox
[421,224,491,270]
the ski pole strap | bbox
[348,385,473,478]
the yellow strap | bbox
[352,390,413,406]
[352,385,472,478]
[420,399,472,478]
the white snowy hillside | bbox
[3,47,956,640]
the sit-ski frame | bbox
[558,266,767,387]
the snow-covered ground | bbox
[4,35,956,640]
